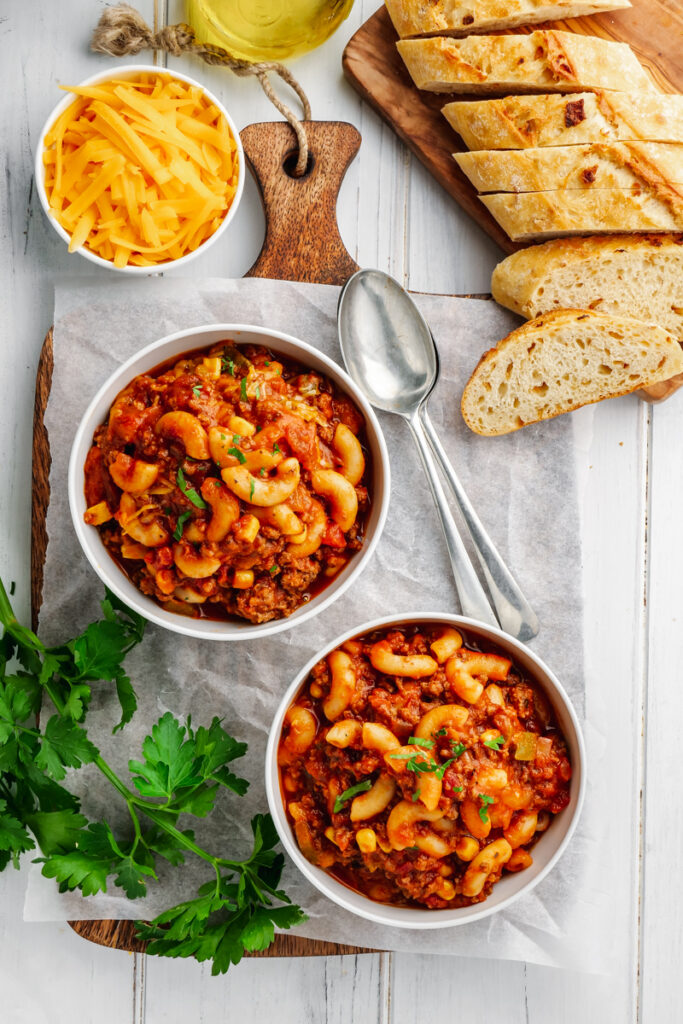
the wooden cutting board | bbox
[32,119,378,959]
[342,3,683,258]
[342,3,683,402]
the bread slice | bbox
[461,309,683,435]
[455,142,683,193]
[396,32,655,94]
[442,92,683,149]
[385,0,630,39]
[491,235,683,340]
[481,188,683,241]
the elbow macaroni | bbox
[279,622,572,910]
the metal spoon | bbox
[337,268,539,641]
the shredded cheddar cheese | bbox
[42,73,239,267]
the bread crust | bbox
[442,92,683,149]
[481,188,683,241]
[397,32,655,94]
[461,308,683,435]
[491,234,683,323]
[455,142,683,194]
[385,0,630,39]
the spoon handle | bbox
[420,408,539,642]
[406,415,499,628]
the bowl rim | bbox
[34,63,245,274]
[68,322,391,641]
[265,611,586,929]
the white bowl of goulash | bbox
[35,65,243,272]
[266,615,585,927]
[69,324,389,640]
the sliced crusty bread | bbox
[491,235,683,339]
[385,0,630,39]
[442,92,683,150]
[461,309,683,435]
[396,32,655,94]
[455,143,683,194]
[481,188,683,241]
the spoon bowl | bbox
[337,269,438,415]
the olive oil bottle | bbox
[187,0,355,62]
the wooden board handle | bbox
[240,121,360,286]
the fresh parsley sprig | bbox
[0,578,305,974]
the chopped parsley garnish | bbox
[192,384,203,398]
[254,384,261,399]
[434,727,448,738]
[333,779,373,813]
[249,479,255,501]
[478,794,495,824]
[452,786,463,793]
[176,466,207,509]
[240,378,248,402]
[273,442,281,455]
[222,355,235,376]
[391,751,457,780]
[411,789,421,803]
[483,735,505,751]
[213,479,222,487]
[265,360,270,366]
[228,446,246,464]
[269,566,278,575]
[259,468,266,477]
[173,511,192,541]
[408,736,434,749]
[450,741,467,757]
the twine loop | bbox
[92,4,312,176]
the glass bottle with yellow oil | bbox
[187,0,355,62]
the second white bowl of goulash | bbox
[69,324,389,641]
[266,614,585,928]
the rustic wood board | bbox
[342,2,683,257]
[31,119,379,960]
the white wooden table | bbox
[1,1,679,1020]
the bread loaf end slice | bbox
[461,309,683,435]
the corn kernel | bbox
[324,826,340,846]
[439,864,454,877]
[438,880,456,901]
[309,683,323,698]
[233,569,255,589]
[356,828,377,854]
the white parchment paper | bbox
[24,277,612,972]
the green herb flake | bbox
[450,741,467,757]
[176,466,207,510]
[228,447,246,465]
[273,443,281,455]
[269,566,278,576]
[408,736,434,749]
[333,779,373,813]
[411,789,421,803]
[222,355,235,376]
[213,479,222,488]
[254,385,261,399]
[173,511,192,542]
[265,360,270,366]
[434,757,456,781]
[483,735,505,751]
[259,468,266,477]
[192,384,202,398]
[453,786,463,793]
[478,794,495,824]
[232,434,241,444]
[249,479,255,501]
[434,727,448,738]
[240,378,248,402]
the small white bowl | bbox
[69,324,390,641]
[266,613,586,929]
[35,64,244,274]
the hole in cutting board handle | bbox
[283,150,315,179]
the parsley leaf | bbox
[192,384,203,398]
[228,446,246,465]
[176,467,207,509]
[249,479,255,501]
[273,443,281,455]
[240,378,248,402]
[411,789,421,802]
[478,794,495,823]
[173,510,192,542]
[434,727,448,737]
[333,778,373,813]
[450,741,467,757]
[408,736,434,749]
[483,735,505,751]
